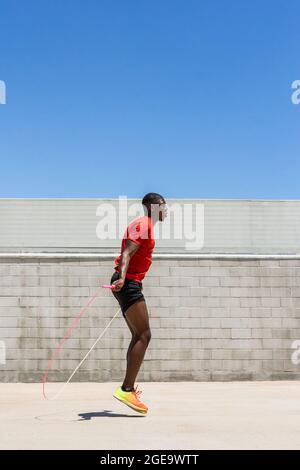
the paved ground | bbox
[0,381,300,449]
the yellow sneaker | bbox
[113,385,148,415]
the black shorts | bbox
[110,271,145,316]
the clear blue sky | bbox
[0,0,299,199]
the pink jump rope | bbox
[42,284,121,400]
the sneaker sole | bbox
[113,394,148,415]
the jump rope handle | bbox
[101,284,116,289]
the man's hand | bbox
[112,278,125,292]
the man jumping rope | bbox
[110,193,167,414]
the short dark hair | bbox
[142,192,165,206]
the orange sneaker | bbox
[113,384,148,415]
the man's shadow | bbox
[78,410,145,420]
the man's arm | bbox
[112,239,140,291]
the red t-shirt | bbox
[114,216,155,282]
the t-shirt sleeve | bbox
[126,219,148,245]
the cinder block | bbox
[148,307,170,317]
[222,360,244,371]
[228,307,250,317]
[0,287,50,297]
[197,297,220,307]
[204,307,230,318]
[259,260,280,267]
[240,298,261,307]
[143,286,170,297]
[211,371,253,381]
[160,297,180,307]
[261,298,281,307]
[282,318,300,328]
[191,349,211,359]
[201,359,223,370]
[220,277,241,287]
[148,266,170,277]
[228,267,261,277]
[201,338,230,349]
[0,297,20,307]
[262,339,284,349]
[0,317,19,327]
[211,328,230,338]
[1,276,40,287]
[280,298,295,307]
[251,349,273,359]
[209,267,231,277]
[159,276,198,287]
[270,287,291,297]
[240,277,261,287]
[240,318,260,328]
[146,297,161,307]
[229,339,263,349]
[232,350,252,360]
[291,287,300,297]
[251,328,273,338]
[272,349,292,360]
[271,328,293,339]
[231,287,272,297]
[199,318,222,328]
[199,277,220,287]
[231,328,252,339]
[260,277,288,287]
[249,307,272,317]
[210,287,231,297]
[0,265,11,275]
[170,267,210,277]
[221,318,242,328]
[279,260,300,267]
[219,297,240,307]
[49,286,90,297]
[160,318,182,328]
[143,277,160,287]
[179,297,203,307]
[190,287,211,297]
[7,265,40,276]
[0,328,23,338]
[264,359,284,371]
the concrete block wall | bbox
[0,256,300,382]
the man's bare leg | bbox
[121,299,151,391]
[123,312,138,364]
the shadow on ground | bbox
[78,410,145,420]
